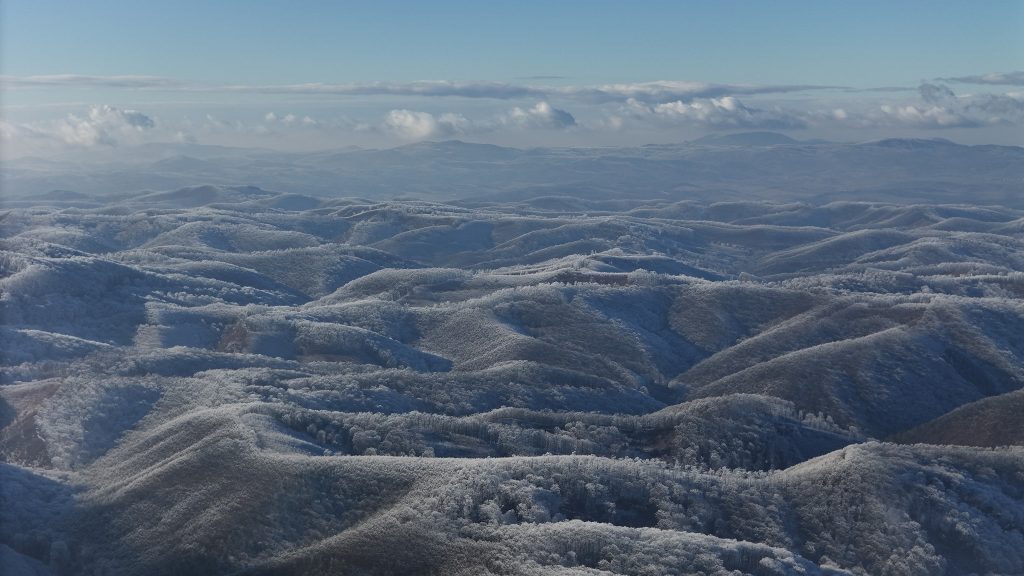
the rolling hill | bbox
[2,190,1023,575]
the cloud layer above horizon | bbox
[2,73,1023,154]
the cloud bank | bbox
[3,77,1023,154]
[1,75,181,88]
[3,75,840,104]
[214,80,844,105]
[940,71,1024,86]
[863,83,1024,129]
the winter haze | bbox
[2,2,1024,576]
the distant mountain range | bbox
[690,131,804,145]
[5,134,1023,207]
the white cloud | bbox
[380,102,575,141]
[384,110,438,140]
[265,112,318,126]
[57,105,157,146]
[383,109,471,140]
[626,96,808,130]
[874,104,975,128]
[501,102,576,129]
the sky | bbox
[2,0,1023,155]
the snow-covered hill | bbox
[2,193,1023,575]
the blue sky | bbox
[2,0,1023,152]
